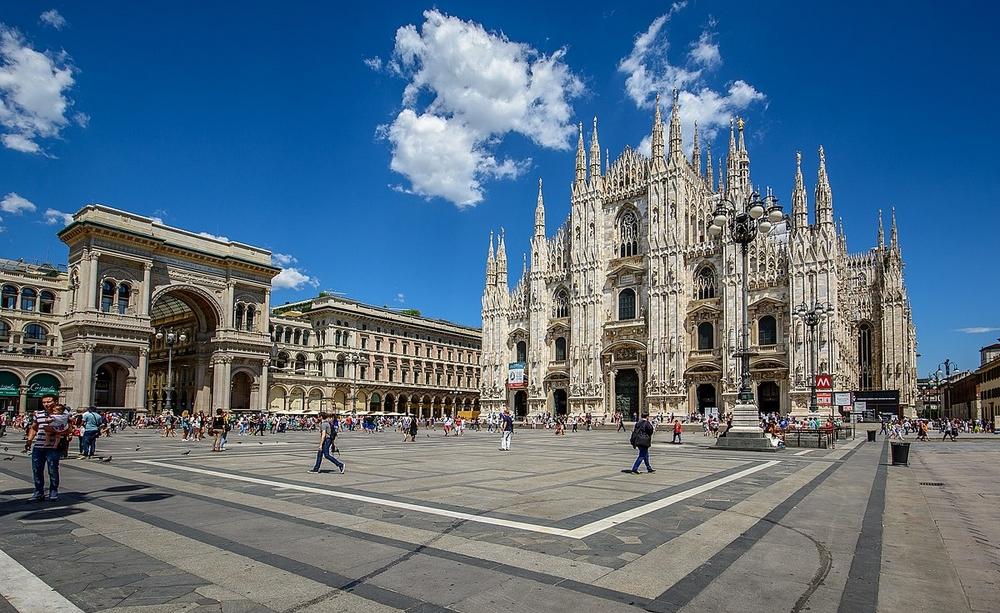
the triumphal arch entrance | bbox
[58,205,278,413]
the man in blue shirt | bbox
[499,408,514,451]
[79,406,103,459]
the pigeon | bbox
[101,456,112,463]
[182,450,191,455]
[258,442,263,445]
[237,441,242,444]
[2,456,12,461]
[135,447,140,451]
[3,446,8,452]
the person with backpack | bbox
[628,413,655,474]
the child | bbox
[43,404,70,449]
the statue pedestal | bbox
[715,403,778,452]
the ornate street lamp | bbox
[794,301,833,415]
[155,328,186,413]
[709,189,784,449]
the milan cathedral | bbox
[480,94,917,419]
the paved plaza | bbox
[1,427,997,612]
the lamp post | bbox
[794,301,833,415]
[709,189,785,450]
[155,328,186,414]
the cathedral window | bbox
[618,288,636,320]
[554,288,570,318]
[758,315,777,346]
[858,322,875,390]
[516,340,527,363]
[695,267,717,300]
[618,210,639,257]
[555,337,567,361]
[697,322,714,350]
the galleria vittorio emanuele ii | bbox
[479,95,917,419]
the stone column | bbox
[140,263,153,317]
[212,356,232,410]
[224,282,235,329]
[136,347,149,413]
[84,250,99,311]
[17,385,28,415]
[79,343,96,407]
[259,360,270,411]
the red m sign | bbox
[815,374,833,390]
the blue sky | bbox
[0,1,997,377]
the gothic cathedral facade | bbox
[480,95,917,419]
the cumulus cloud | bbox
[43,208,73,225]
[381,9,583,207]
[39,10,67,30]
[0,25,82,154]
[957,327,1000,334]
[271,252,296,267]
[197,231,229,242]
[619,7,765,153]
[0,192,36,214]
[272,267,319,291]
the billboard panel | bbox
[507,362,527,390]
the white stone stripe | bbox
[794,450,812,456]
[0,547,83,613]
[135,459,779,539]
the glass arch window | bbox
[695,267,716,300]
[1,285,16,310]
[0,320,10,342]
[294,353,306,372]
[697,322,714,350]
[618,209,639,257]
[758,315,777,346]
[20,288,37,312]
[554,288,569,318]
[516,340,527,363]
[276,352,289,369]
[101,281,115,312]
[234,303,245,329]
[245,305,256,331]
[555,337,567,361]
[117,283,130,314]
[618,288,636,320]
[336,359,345,377]
[39,291,55,314]
[858,322,874,390]
[24,323,47,343]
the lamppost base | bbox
[714,403,779,452]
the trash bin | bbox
[867,429,876,442]
[890,441,910,466]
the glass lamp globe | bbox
[708,224,723,236]
[155,332,163,340]
[179,334,187,342]
[768,208,783,223]
[713,213,728,227]
[749,203,765,219]
[758,221,772,234]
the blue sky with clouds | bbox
[0,1,997,376]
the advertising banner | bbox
[834,391,853,407]
[507,362,526,390]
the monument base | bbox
[714,403,779,452]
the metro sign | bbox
[817,392,833,406]
[815,374,833,391]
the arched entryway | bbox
[757,381,780,414]
[615,369,640,421]
[268,386,286,412]
[696,383,717,415]
[0,371,20,415]
[513,390,527,418]
[230,372,253,412]
[94,362,128,408]
[383,394,395,413]
[553,388,568,416]
[146,288,220,414]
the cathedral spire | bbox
[650,93,666,173]
[486,230,496,287]
[589,116,601,180]
[496,228,508,289]
[574,122,586,184]
[877,209,885,249]
[726,118,737,194]
[889,206,899,253]
[718,157,725,194]
[668,90,683,163]
[691,121,701,176]
[706,144,714,190]
[814,145,834,227]
[792,151,808,231]
[838,217,847,252]
[534,177,545,235]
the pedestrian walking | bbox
[628,413,655,474]
[79,406,103,459]
[671,419,683,444]
[309,412,345,474]
[25,395,68,501]
[407,415,418,442]
[211,408,226,452]
[499,408,514,451]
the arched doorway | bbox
[146,288,219,414]
[553,388,568,415]
[398,396,408,414]
[615,369,640,420]
[696,383,717,415]
[288,387,305,413]
[757,381,780,414]
[268,386,286,412]
[230,372,252,412]
[513,390,527,418]
[94,363,128,408]
[0,371,20,415]
[383,394,395,413]
[306,388,322,413]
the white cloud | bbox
[957,327,1000,334]
[39,10,67,30]
[271,252,296,267]
[197,231,229,242]
[272,267,319,291]
[0,26,81,154]
[43,208,73,225]
[363,56,383,71]
[619,8,765,153]
[0,192,36,214]
[382,9,583,207]
[395,292,405,304]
